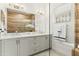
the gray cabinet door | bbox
[43,36,49,49]
[19,37,34,56]
[33,36,49,53]
[38,36,49,51]
[4,39,17,56]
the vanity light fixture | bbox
[35,9,44,15]
[8,3,24,10]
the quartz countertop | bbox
[0,33,50,40]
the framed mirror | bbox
[7,8,35,33]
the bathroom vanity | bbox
[0,34,50,56]
[0,4,51,56]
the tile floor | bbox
[34,49,63,56]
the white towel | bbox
[59,24,67,38]
[53,24,67,38]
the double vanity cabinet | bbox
[0,34,50,56]
[0,5,50,56]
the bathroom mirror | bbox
[7,8,35,33]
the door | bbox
[38,36,49,51]
[4,39,17,56]
[44,36,49,49]
[33,36,49,53]
[19,37,34,56]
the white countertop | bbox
[0,32,50,40]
